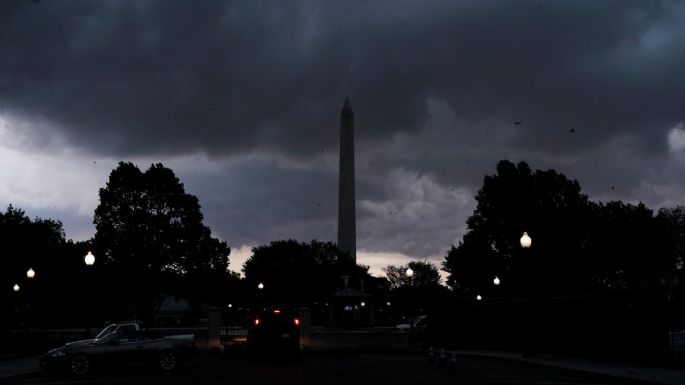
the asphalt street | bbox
[3,353,659,385]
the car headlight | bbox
[50,350,66,358]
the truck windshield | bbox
[95,324,117,339]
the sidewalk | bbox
[453,350,685,385]
[0,357,40,382]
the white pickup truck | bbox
[41,322,195,375]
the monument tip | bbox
[342,97,353,113]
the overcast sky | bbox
[2,0,685,278]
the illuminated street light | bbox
[476,294,482,301]
[360,301,366,307]
[405,266,416,349]
[257,282,264,290]
[13,284,20,292]
[84,251,95,266]
[26,268,35,279]
[493,276,500,286]
[520,232,532,248]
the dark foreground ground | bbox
[3,353,659,385]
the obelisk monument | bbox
[338,98,356,264]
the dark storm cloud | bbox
[177,159,339,248]
[2,0,683,160]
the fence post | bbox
[207,308,221,351]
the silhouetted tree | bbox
[442,230,502,293]
[443,160,680,297]
[385,260,449,320]
[657,206,685,270]
[384,260,441,289]
[585,201,676,288]
[0,205,94,327]
[93,162,230,318]
[443,160,592,296]
[242,239,348,306]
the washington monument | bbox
[338,98,356,264]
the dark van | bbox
[246,308,301,359]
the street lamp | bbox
[476,294,483,301]
[83,251,97,333]
[493,276,500,286]
[26,268,35,279]
[84,251,95,266]
[520,232,532,248]
[405,267,415,349]
[13,284,20,292]
[257,282,264,290]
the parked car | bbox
[396,315,428,333]
[246,308,300,359]
[40,330,193,375]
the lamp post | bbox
[405,267,415,349]
[12,284,21,328]
[519,232,538,357]
[256,282,265,309]
[23,268,37,328]
[493,276,500,286]
[519,231,532,294]
[84,251,95,334]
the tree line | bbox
[0,162,396,328]
[3,159,681,328]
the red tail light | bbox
[294,318,301,326]
[254,318,260,326]
[273,309,281,314]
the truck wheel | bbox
[69,355,90,376]
[158,350,177,371]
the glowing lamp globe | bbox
[13,284,20,292]
[84,251,95,266]
[520,232,532,248]
[257,282,264,290]
[26,268,35,279]
[405,268,414,278]
[493,276,500,286]
[476,294,482,301]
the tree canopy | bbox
[383,260,442,289]
[94,162,230,275]
[0,205,95,327]
[443,160,680,297]
[242,239,351,306]
[92,162,231,317]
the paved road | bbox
[3,353,658,385]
